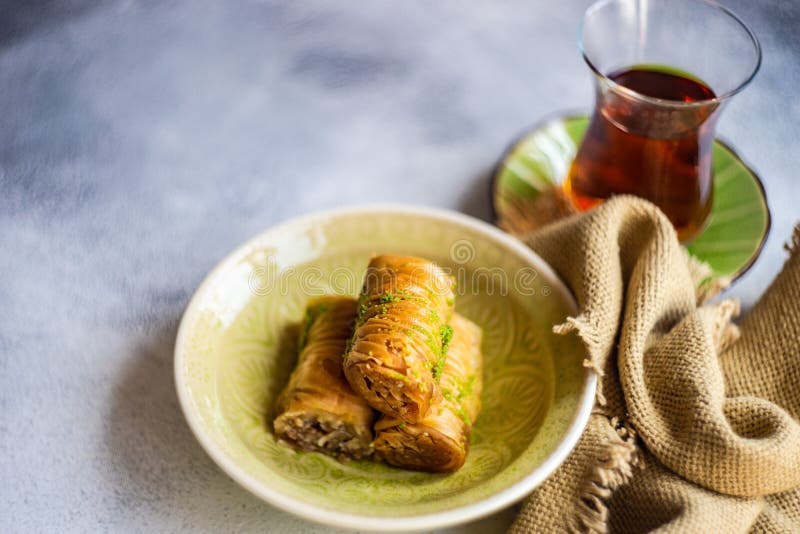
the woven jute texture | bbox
[509,196,800,533]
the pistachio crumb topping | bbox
[386,369,407,382]
[432,324,454,380]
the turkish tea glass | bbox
[564,0,761,242]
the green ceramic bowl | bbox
[175,205,596,531]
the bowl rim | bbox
[174,204,597,532]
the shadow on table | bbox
[458,164,496,224]
[103,316,271,526]
[0,0,101,48]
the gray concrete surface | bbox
[1,1,797,532]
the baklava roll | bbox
[344,255,456,424]
[274,296,376,461]
[372,313,483,473]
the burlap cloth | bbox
[507,196,800,533]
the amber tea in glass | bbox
[564,0,761,242]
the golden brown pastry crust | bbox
[373,313,483,472]
[273,296,376,460]
[344,255,456,424]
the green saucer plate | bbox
[492,114,771,281]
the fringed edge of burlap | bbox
[554,316,608,404]
[551,311,640,533]
[785,224,800,255]
[710,299,742,350]
[684,248,731,304]
[571,415,640,534]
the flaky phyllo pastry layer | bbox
[273,296,376,460]
[373,313,483,472]
[343,255,456,424]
